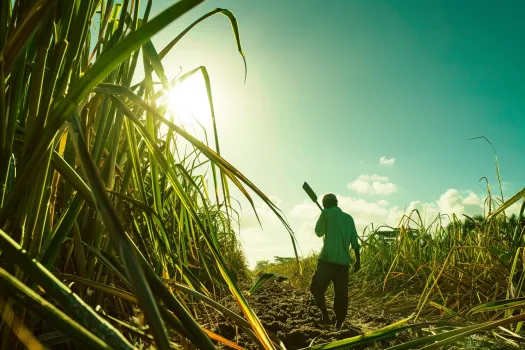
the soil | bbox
[203,279,517,350]
[208,280,411,349]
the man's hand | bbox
[353,248,361,272]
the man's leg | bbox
[332,264,350,327]
[310,260,334,323]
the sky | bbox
[145,0,525,268]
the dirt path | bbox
[211,280,407,349]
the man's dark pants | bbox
[310,260,349,324]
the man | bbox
[310,193,361,328]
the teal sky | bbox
[147,0,525,266]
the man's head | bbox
[322,193,338,209]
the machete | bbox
[302,182,323,211]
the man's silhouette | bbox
[310,193,361,328]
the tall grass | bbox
[0,1,300,348]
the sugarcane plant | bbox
[0,0,300,348]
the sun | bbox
[166,73,210,129]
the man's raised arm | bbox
[315,210,327,237]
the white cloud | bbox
[377,199,390,207]
[348,174,397,195]
[289,201,319,221]
[397,189,486,224]
[438,189,484,217]
[370,175,389,181]
[348,178,371,193]
[380,156,396,165]
[506,201,523,216]
[462,191,482,206]
[239,196,283,229]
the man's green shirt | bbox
[315,207,360,266]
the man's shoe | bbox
[320,318,332,326]
[320,312,332,325]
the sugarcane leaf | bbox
[247,273,279,297]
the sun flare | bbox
[166,73,210,129]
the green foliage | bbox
[305,315,419,350]
[274,256,295,264]
[247,272,280,296]
[255,259,272,271]
[0,1,297,349]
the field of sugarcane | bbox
[256,192,525,348]
[2,0,525,349]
